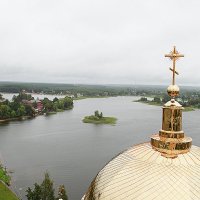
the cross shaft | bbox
[165,46,184,85]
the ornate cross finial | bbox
[165,46,184,85]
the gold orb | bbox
[167,84,179,97]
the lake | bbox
[0,96,200,200]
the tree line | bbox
[42,97,73,113]
[0,92,73,120]
[138,93,200,108]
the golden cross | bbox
[165,46,184,85]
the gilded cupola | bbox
[82,47,200,200]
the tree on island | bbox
[94,110,103,119]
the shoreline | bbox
[0,116,34,123]
[0,108,74,123]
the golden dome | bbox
[83,143,200,200]
[82,47,200,199]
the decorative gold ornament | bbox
[151,46,192,158]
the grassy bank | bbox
[0,167,10,185]
[83,116,117,125]
[0,166,19,200]
[0,182,19,200]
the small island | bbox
[83,110,117,125]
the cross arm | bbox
[165,54,184,58]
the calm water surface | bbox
[0,96,200,200]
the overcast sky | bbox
[0,0,200,85]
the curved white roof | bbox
[83,143,200,200]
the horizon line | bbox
[0,81,200,88]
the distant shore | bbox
[134,99,195,112]
[73,96,109,100]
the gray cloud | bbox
[0,0,200,85]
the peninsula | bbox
[0,91,73,122]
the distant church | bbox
[82,47,200,200]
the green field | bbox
[0,182,19,200]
